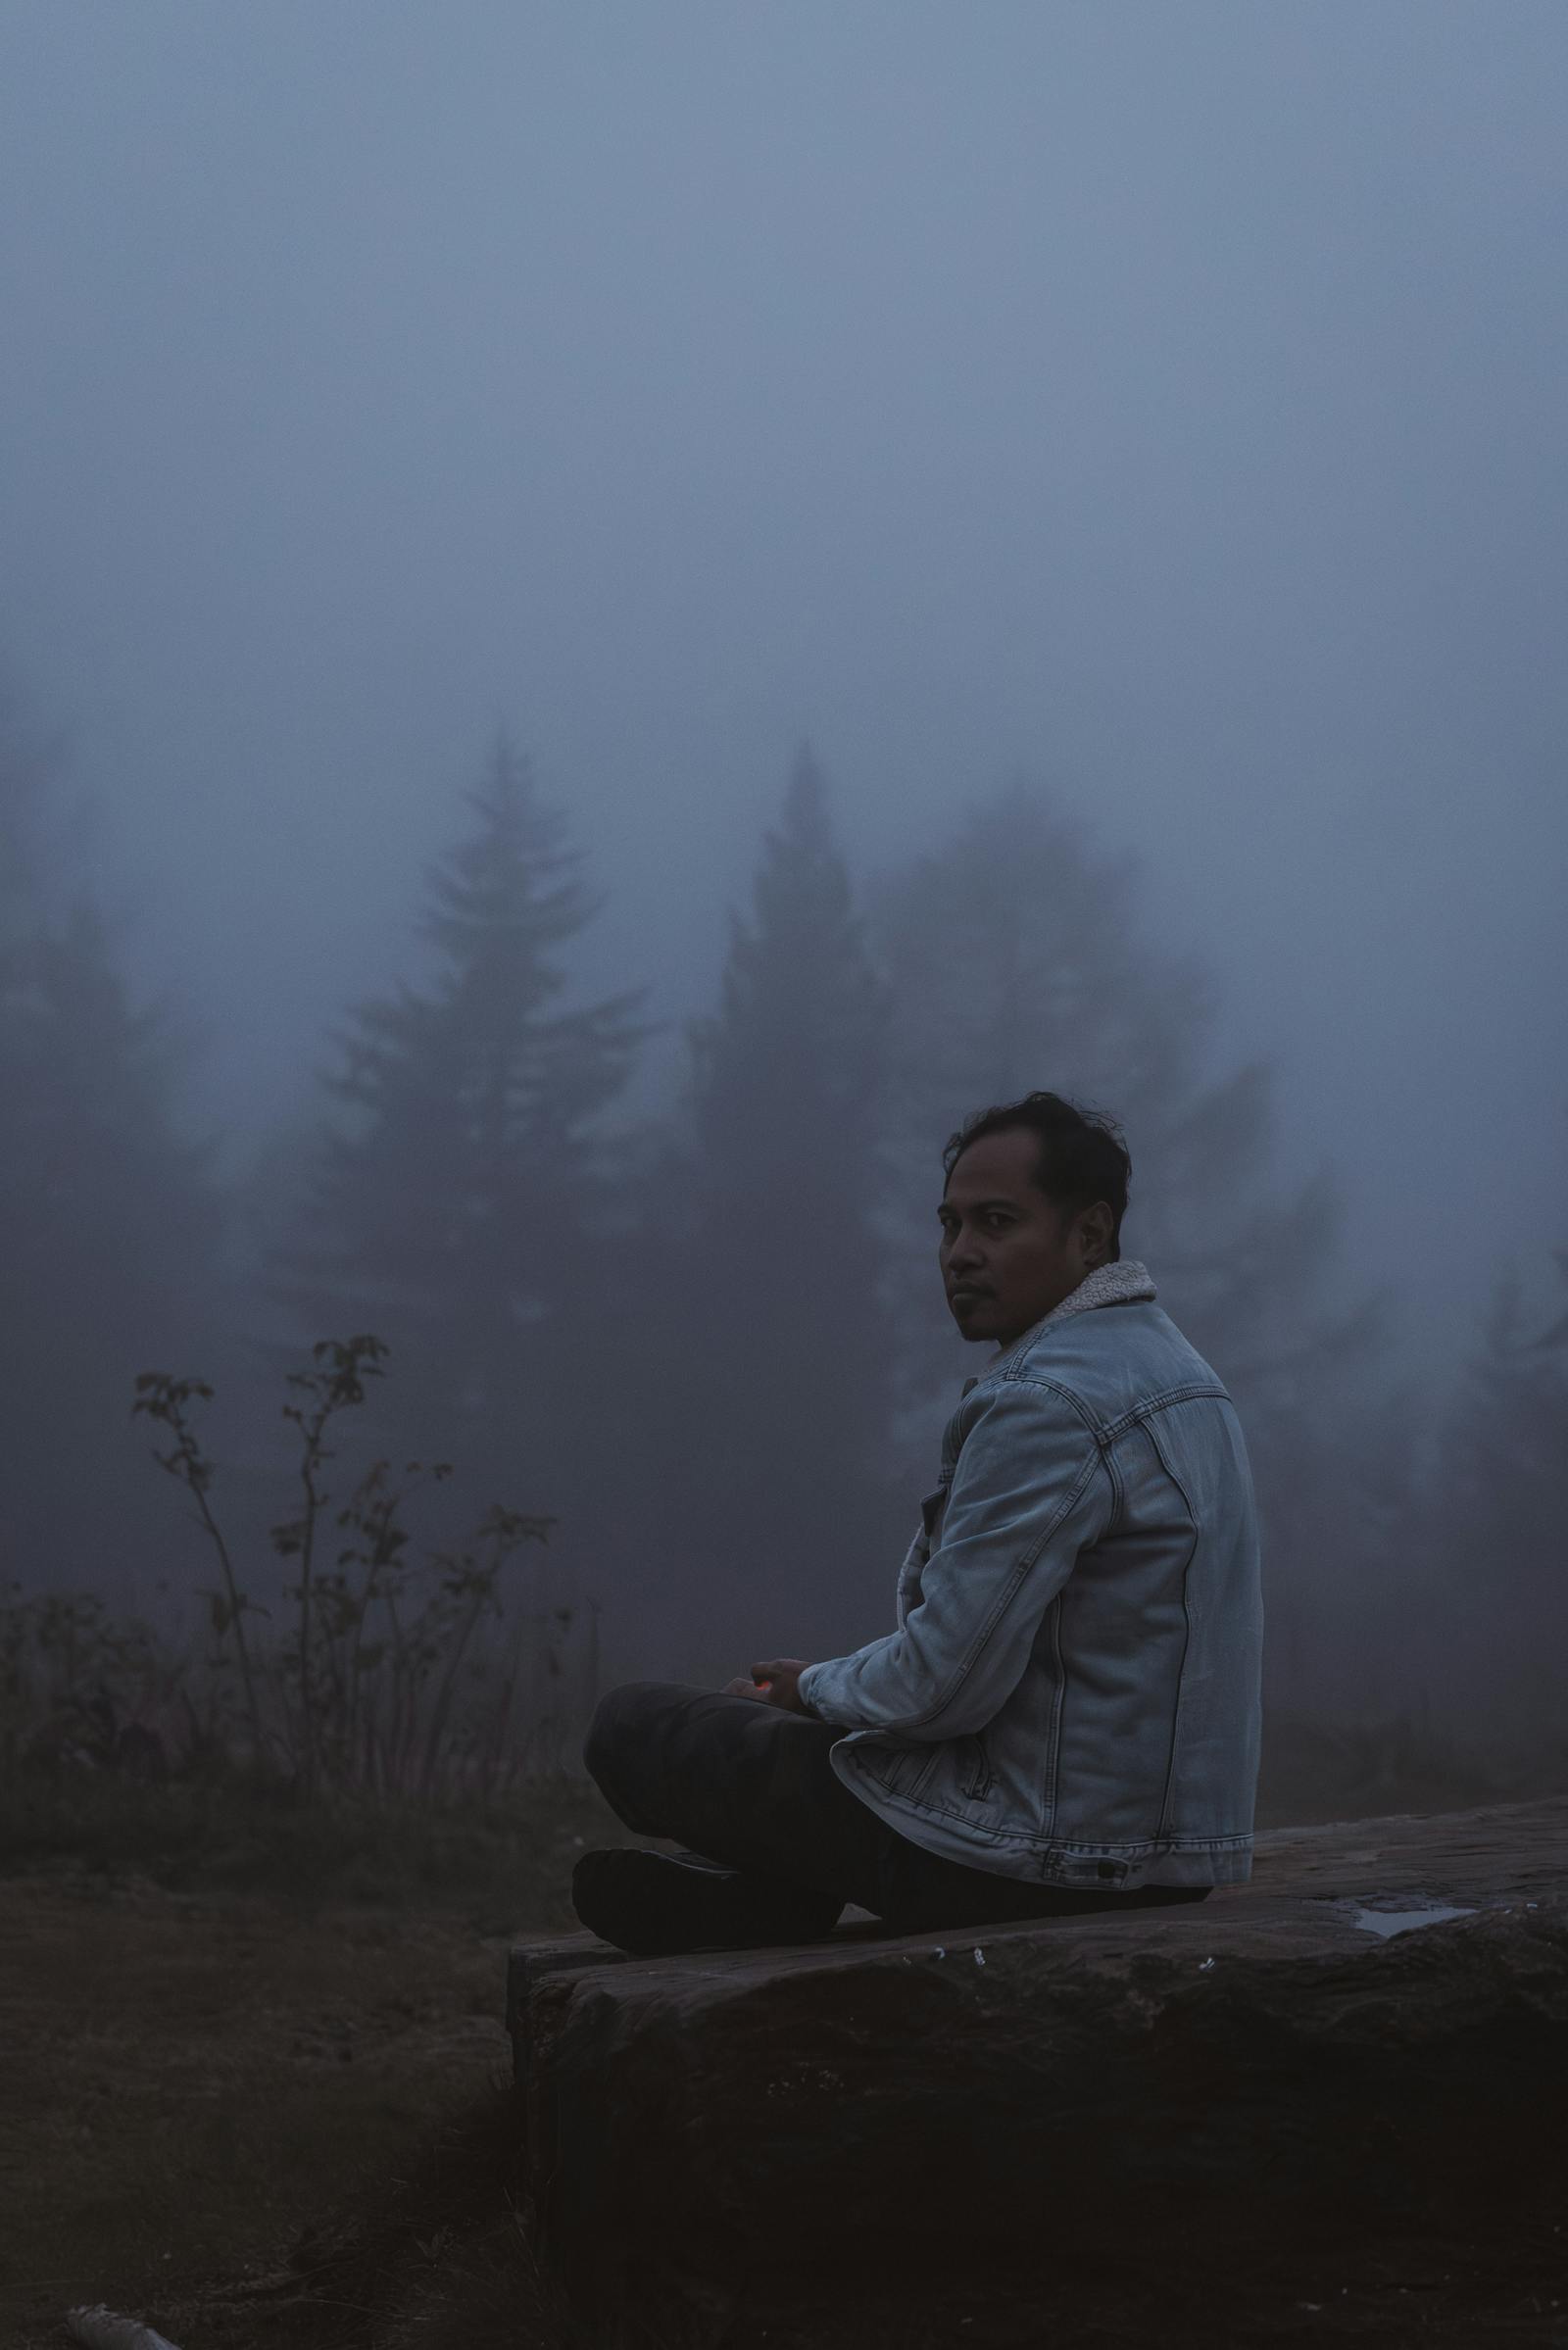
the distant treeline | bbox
[2,692,1564,1788]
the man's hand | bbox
[722,1657,816,1716]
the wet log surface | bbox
[509,1798,1568,2347]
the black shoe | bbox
[571,1847,844,1956]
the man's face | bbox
[938,1128,1111,1349]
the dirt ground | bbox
[4,1868,1567,2350]
[0,1870,562,2350]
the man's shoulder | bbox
[978,1300,1230,1423]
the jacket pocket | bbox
[875,1740,944,1803]
[919,1484,950,1543]
[956,1732,995,1801]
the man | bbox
[573,1090,1263,1956]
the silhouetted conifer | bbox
[875,781,1392,1708]
[0,689,219,1593]
[1427,1232,1568,1748]
[655,747,898,1664]
[283,735,645,1505]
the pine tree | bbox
[652,747,897,1666]
[285,735,645,1505]
[874,780,1393,1713]
[1426,1234,1568,1758]
[0,688,220,1595]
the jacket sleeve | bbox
[798,1376,1110,1738]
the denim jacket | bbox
[798,1261,1263,1889]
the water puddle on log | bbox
[1346,1902,1476,1937]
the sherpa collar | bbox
[976,1258,1157,1384]
[1039,1256,1155,1327]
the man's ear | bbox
[1078,1201,1114,1264]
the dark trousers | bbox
[584,1681,1209,1935]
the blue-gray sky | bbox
[2,1,1565,1364]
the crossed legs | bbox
[575,1682,1210,1950]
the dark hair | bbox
[942,1091,1131,1258]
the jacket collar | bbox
[1037,1256,1155,1328]
[969,1259,1157,1388]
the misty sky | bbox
[2,1,1565,1367]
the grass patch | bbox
[0,1766,623,1926]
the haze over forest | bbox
[2,5,1564,1771]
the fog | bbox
[2,5,1565,1779]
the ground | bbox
[0,1873,547,2349]
[0,1774,603,2350]
[2,1780,1566,2348]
